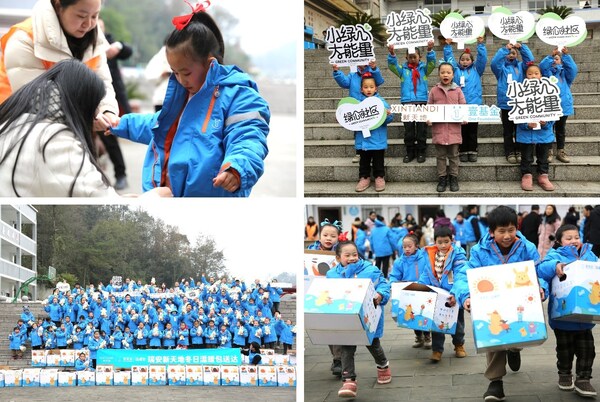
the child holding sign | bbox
[491,42,534,164]
[536,224,597,397]
[426,62,467,193]
[443,37,488,162]
[354,73,393,192]
[516,64,555,192]
[539,47,578,163]
[388,41,436,164]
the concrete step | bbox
[304,180,600,197]
[304,155,600,183]
[304,119,600,140]
[305,137,600,158]
[305,105,600,123]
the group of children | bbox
[331,37,578,193]
[8,276,296,368]
[308,207,597,400]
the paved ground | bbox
[103,113,297,198]
[0,385,295,401]
[305,303,600,402]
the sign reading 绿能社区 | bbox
[97,349,242,368]
[385,9,434,54]
[488,7,536,44]
[536,13,587,50]
[335,96,387,138]
[325,24,375,68]
[440,13,485,49]
[506,77,562,124]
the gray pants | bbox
[329,344,342,360]
[341,338,388,381]
[435,144,459,177]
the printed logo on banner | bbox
[385,9,434,53]
[506,77,563,123]
[536,13,587,49]
[440,13,485,49]
[335,96,387,138]
[488,7,536,44]
[325,24,375,67]
[390,104,502,123]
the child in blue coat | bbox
[306,218,341,252]
[388,41,436,163]
[148,322,162,349]
[190,320,204,349]
[204,320,219,348]
[261,317,278,348]
[354,73,394,193]
[233,319,248,348]
[389,233,432,348]
[516,64,555,192]
[443,36,487,162]
[370,216,395,278]
[418,226,467,361]
[274,314,296,354]
[177,322,190,349]
[536,224,598,397]
[9,326,25,359]
[109,11,269,197]
[29,323,43,350]
[539,47,578,163]
[453,205,545,401]
[327,241,391,398]
[218,325,232,348]
[491,42,534,164]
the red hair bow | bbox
[361,72,373,79]
[526,61,535,66]
[464,48,471,54]
[172,0,211,30]
[338,232,349,242]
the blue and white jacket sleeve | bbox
[110,112,159,145]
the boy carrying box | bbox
[454,205,547,401]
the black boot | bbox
[436,175,447,192]
[449,175,459,192]
[403,149,415,163]
[417,150,426,163]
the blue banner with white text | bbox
[97,349,242,368]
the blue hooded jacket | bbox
[355,228,369,257]
[333,65,384,99]
[326,259,390,339]
[539,54,577,116]
[454,231,541,307]
[453,219,474,245]
[354,93,393,151]
[110,60,270,197]
[418,244,467,293]
[389,248,429,283]
[388,50,436,103]
[370,219,395,258]
[516,120,555,144]
[537,243,597,331]
[491,44,534,109]
[443,43,487,105]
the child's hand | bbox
[506,43,513,50]
[462,121,468,125]
[555,262,567,278]
[388,45,395,56]
[387,110,392,116]
[562,46,569,54]
[539,286,545,301]
[540,121,547,126]
[446,295,456,307]
[94,112,117,133]
[514,42,522,50]
[426,120,432,126]
[368,60,377,69]
[477,36,484,44]
[213,170,240,192]
[552,48,560,57]
[373,293,383,306]
[527,122,538,129]
[332,64,339,71]
[427,40,434,51]
[445,38,452,45]
[463,298,471,312]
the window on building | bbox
[474,5,485,14]
[424,0,451,14]
[528,0,556,11]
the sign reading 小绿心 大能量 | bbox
[385,9,434,54]
[506,77,562,124]
[440,13,485,49]
[488,7,536,44]
[325,24,375,69]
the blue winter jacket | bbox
[390,226,409,254]
[418,244,467,293]
[454,231,541,307]
[370,219,395,258]
[388,50,436,103]
[110,60,270,197]
[453,219,473,245]
[218,330,232,348]
[516,120,555,144]
[29,327,43,347]
[353,93,393,151]
[306,241,336,252]
[326,259,390,339]
[355,228,369,257]
[491,44,534,109]
[267,285,283,303]
[233,325,247,346]
[45,303,63,322]
[333,66,384,99]
[389,248,429,283]
[537,243,597,331]
[443,43,488,105]
[275,319,295,345]
[88,336,102,359]
[9,331,24,350]
[75,358,90,371]
[539,54,577,116]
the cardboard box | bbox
[220,365,239,386]
[258,365,277,386]
[45,352,61,367]
[239,365,258,386]
[550,260,600,322]
[467,260,547,353]
[131,366,148,386]
[39,369,58,387]
[3,370,22,387]
[274,354,290,365]
[58,371,76,387]
[289,352,297,366]
[305,277,382,345]
[260,354,275,365]
[261,348,275,355]
[31,350,47,367]
[167,365,185,386]
[0,371,4,387]
[277,365,296,387]
[59,349,75,367]
[22,368,41,387]
[148,365,167,386]
[113,371,131,386]
[76,371,95,386]
[304,250,338,293]
[203,366,221,386]
[95,366,113,386]
[185,365,202,386]
[391,282,459,334]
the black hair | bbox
[402,233,420,247]
[166,12,224,64]
[51,0,98,60]
[436,209,446,218]
[487,206,518,231]
[0,59,108,196]
[335,240,358,257]
[525,63,541,75]
[249,341,261,352]
[456,212,464,218]
[554,224,579,248]
[438,62,453,72]
[543,204,561,225]
[434,226,453,240]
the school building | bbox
[0,205,38,300]
[304,0,600,48]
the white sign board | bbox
[385,9,434,54]
[536,13,587,50]
[335,96,386,138]
[488,7,536,44]
[325,24,375,67]
[440,14,485,49]
[506,77,562,123]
